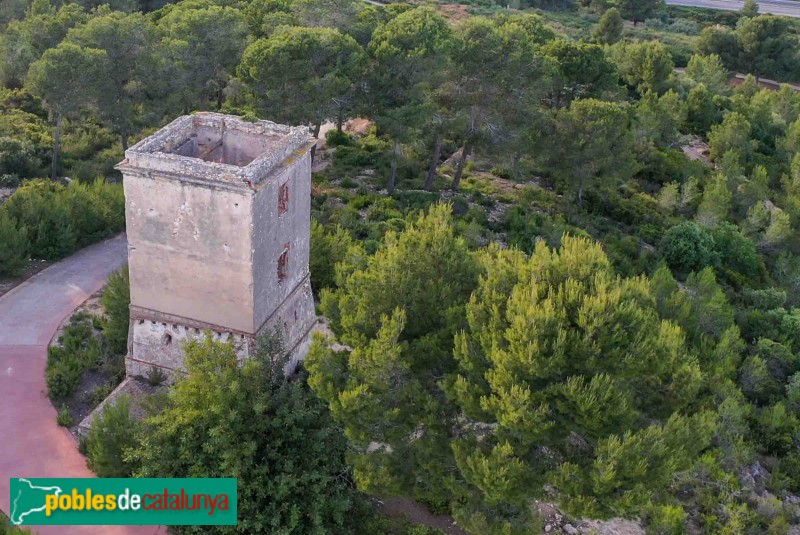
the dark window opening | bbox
[278,243,290,281]
[278,182,289,215]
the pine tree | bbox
[101,266,130,355]
[592,7,623,45]
[135,333,358,534]
[696,173,732,227]
[741,0,759,18]
[86,394,140,478]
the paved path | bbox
[0,235,158,534]
[666,0,800,17]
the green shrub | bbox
[0,174,20,187]
[1,178,124,261]
[752,403,800,456]
[89,383,115,406]
[646,504,687,535]
[711,222,763,281]
[46,350,82,399]
[56,405,73,427]
[86,394,140,477]
[310,220,361,293]
[335,146,376,169]
[101,266,130,355]
[660,222,718,274]
[0,212,28,276]
[0,515,33,534]
[145,366,167,386]
[0,136,38,178]
[46,313,113,399]
[325,128,352,147]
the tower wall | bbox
[116,113,317,378]
[123,175,255,333]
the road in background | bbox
[665,0,800,18]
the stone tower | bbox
[116,113,317,377]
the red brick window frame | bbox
[278,243,290,281]
[278,182,289,215]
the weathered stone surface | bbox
[77,377,164,436]
[116,113,317,377]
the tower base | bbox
[125,274,316,379]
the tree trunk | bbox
[511,153,521,180]
[336,108,344,132]
[51,113,63,181]
[217,87,224,110]
[424,136,443,191]
[388,141,400,194]
[122,133,129,152]
[451,143,471,190]
[310,122,322,161]
[388,161,398,195]
[577,186,584,209]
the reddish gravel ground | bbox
[0,234,161,535]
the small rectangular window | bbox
[278,182,289,215]
[278,243,290,281]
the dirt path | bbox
[0,234,160,535]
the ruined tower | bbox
[116,113,317,376]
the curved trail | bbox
[0,234,160,534]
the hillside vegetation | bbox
[3,0,800,533]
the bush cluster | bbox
[0,179,124,276]
[46,314,103,400]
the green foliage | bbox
[660,222,718,274]
[325,128,352,147]
[134,333,358,535]
[0,136,37,178]
[696,173,731,227]
[64,11,163,149]
[0,514,32,534]
[685,54,729,95]
[593,7,623,45]
[45,312,113,400]
[752,402,800,456]
[239,25,364,132]
[612,0,664,24]
[86,394,140,477]
[158,2,247,109]
[0,2,88,88]
[541,39,618,108]
[310,219,362,293]
[1,179,124,261]
[646,504,687,534]
[634,90,684,149]
[310,231,714,530]
[609,40,674,95]
[46,346,83,399]
[320,203,477,346]
[698,15,800,82]
[709,112,754,163]
[56,405,73,427]
[741,0,759,18]
[100,266,130,355]
[710,222,762,283]
[544,98,637,206]
[449,237,708,518]
[0,211,28,276]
